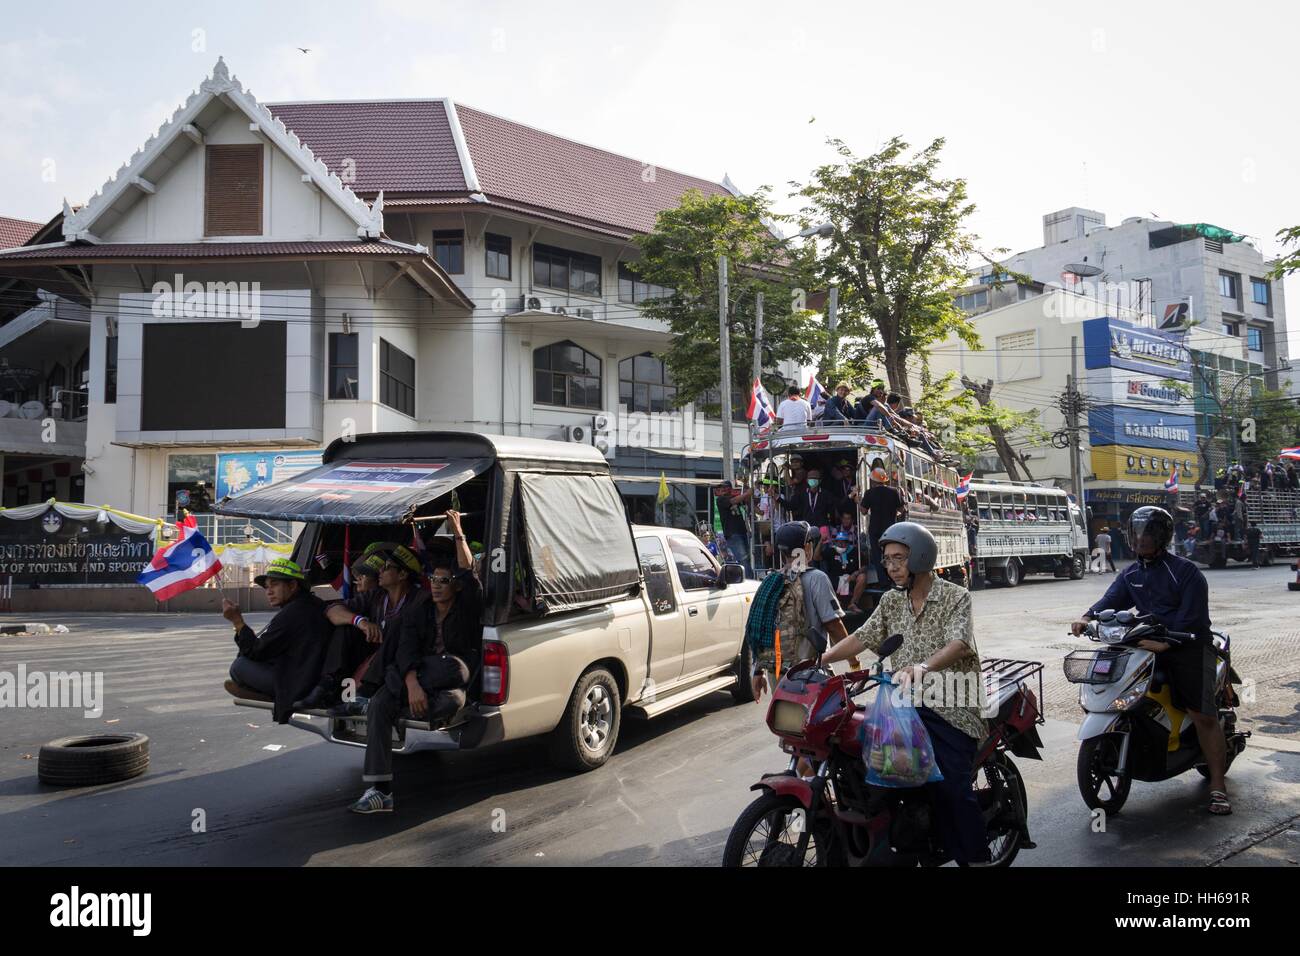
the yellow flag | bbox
[656,472,670,504]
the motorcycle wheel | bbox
[1077,734,1131,815]
[721,792,840,867]
[972,753,1027,867]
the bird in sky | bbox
[297,47,311,54]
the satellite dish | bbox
[18,401,46,419]
[1064,262,1103,277]
[0,401,13,418]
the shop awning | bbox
[211,457,492,524]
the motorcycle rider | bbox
[1070,506,1231,815]
[821,521,992,865]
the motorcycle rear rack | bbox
[981,657,1046,725]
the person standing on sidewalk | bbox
[1247,522,1263,569]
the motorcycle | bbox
[723,634,1044,867]
[1065,609,1248,814]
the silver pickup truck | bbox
[214,432,760,771]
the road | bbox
[1,564,1298,867]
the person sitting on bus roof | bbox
[856,383,888,424]
[823,383,855,423]
[775,385,813,430]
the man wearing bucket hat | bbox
[223,557,333,724]
[297,542,428,711]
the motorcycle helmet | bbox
[876,521,938,576]
[1128,506,1174,554]
[775,520,816,554]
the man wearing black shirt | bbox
[859,469,903,587]
[714,481,753,578]
[788,467,835,529]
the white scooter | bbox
[1064,610,1247,814]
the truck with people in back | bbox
[964,479,1091,586]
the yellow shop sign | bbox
[1091,446,1199,485]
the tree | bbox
[794,136,982,398]
[1270,225,1300,278]
[911,368,1048,479]
[629,190,824,417]
[1191,365,1300,485]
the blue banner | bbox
[216,450,323,500]
[1088,404,1197,451]
[1083,317,1191,382]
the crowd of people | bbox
[221,510,482,814]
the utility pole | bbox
[826,283,839,373]
[718,254,733,483]
[1068,337,1085,509]
[752,292,764,389]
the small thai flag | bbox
[138,529,222,601]
[805,375,827,412]
[956,472,973,500]
[1280,447,1300,461]
[1165,464,1179,493]
[747,377,774,428]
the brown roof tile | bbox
[0,216,44,249]
[0,241,420,262]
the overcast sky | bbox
[4,0,1297,343]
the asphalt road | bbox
[1,564,1298,867]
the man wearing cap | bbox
[298,542,428,710]
[857,382,888,425]
[223,558,333,724]
[823,383,855,423]
[858,464,904,604]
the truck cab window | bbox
[668,535,719,591]
[636,536,678,614]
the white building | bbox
[0,59,761,535]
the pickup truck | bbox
[213,431,760,771]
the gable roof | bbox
[64,58,386,243]
[0,216,43,248]
[264,99,733,237]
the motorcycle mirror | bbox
[1116,610,1134,625]
[1096,609,1116,622]
[878,633,905,659]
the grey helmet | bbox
[775,520,816,554]
[877,521,937,576]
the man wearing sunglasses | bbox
[349,510,482,814]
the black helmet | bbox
[775,520,816,554]
[1128,506,1174,554]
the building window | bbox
[1251,277,1270,306]
[954,289,989,312]
[328,332,359,399]
[533,340,602,409]
[204,144,263,236]
[379,339,415,417]
[1247,327,1263,352]
[533,243,601,296]
[104,334,118,404]
[1219,272,1238,300]
[618,263,672,304]
[485,233,511,280]
[433,230,464,274]
[699,387,748,423]
[1222,321,1239,337]
[619,353,677,413]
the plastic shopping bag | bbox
[860,682,944,787]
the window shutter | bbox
[205,145,263,236]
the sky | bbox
[3,0,1298,342]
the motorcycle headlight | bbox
[771,700,809,736]
[1098,624,1129,644]
[1107,678,1151,712]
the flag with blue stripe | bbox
[138,529,223,601]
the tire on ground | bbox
[547,667,622,773]
[38,733,149,787]
[731,638,757,704]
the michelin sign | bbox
[1083,317,1192,382]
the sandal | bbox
[1208,790,1232,815]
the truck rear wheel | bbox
[548,667,622,772]
[1069,551,1086,579]
[1002,558,1022,588]
[731,639,757,703]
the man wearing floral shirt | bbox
[821,521,991,865]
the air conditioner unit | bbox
[574,307,595,320]
[564,424,588,443]
[522,295,544,311]
[593,413,612,432]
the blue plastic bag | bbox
[861,681,944,787]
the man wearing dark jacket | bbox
[786,467,835,528]
[223,558,333,724]
[349,511,481,814]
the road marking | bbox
[1245,733,1300,754]
[120,687,228,703]
[146,698,240,714]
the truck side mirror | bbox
[719,563,745,587]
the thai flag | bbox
[746,377,774,428]
[138,529,222,601]
[956,472,973,500]
[1165,464,1179,493]
[1281,447,1300,461]
[805,375,827,412]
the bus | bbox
[741,422,969,594]
[966,479,1090,586]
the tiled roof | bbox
[264,100,732,236]
[0,216,44,249]
[0,241,421,261]
[267,101,467,195]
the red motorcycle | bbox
[723,634,1044,867]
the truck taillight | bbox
[480,640,509,706]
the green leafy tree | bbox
[794,136,982,398]
[629,190,824,416]
[913,370,1048,479]
[1270,225,1300,278]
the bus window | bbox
[978,505,991,521]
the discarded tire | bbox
[38,733,149,787]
